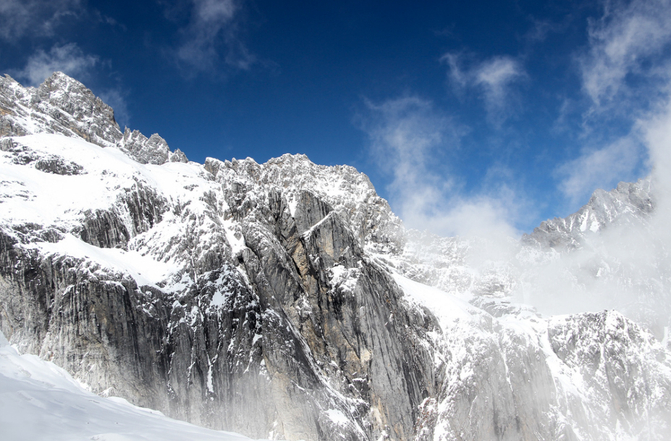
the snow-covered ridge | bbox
[0,133,209,287]
[0,72,187,165]
[524,179,654,249]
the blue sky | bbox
[2,0,670,236]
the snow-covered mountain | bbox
[524,179,654,250]
[1,72,670,440]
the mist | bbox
[358,1,671,339]
[516,32,671,336]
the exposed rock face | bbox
[204,154,405,252]
[0,73,670,441]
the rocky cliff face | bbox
[1,73,670,440]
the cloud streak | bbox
[580,0,671,108]
[170,0,254,73]
[0,0,82,42]
[15,43,99,87]
[556,136,643,205]
[360,95,523,240]
[642,93,671,222]
[557,0,671,205]
[443,53,526,124]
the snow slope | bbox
[0,332,258,441]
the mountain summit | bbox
[0,72,187,164]
[1,73,670,440]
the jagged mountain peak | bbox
[523,177,654,249]
[0,71,121,146]
[0,71,187,166]
[35,71,114,118]
[121,127,188,165]
[205,152,405,251]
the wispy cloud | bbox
[169,0,254,73]
[524,18,561,44]
[556,0,671,205]
[363,96,452,193]
[580,0,671,109]
[642,94,671,219]
[360,95,523,239]
[443,53,526,124]
[442,52,468,89]
[473,57,526,117]
[14,43,99,87]
[0,0,82,41]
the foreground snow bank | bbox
[0,332,256,441]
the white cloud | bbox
[442,52,468,89]
[474,56,523,94]
[14,44,99,87]
[361,96,522,239]
[556,136,643,204]
[363,96,450,190]
[194,0,236,23]
[524,18,561,44]
[642,95,671,220]
[0,0,81,41]
[442,53,526,124]
[172,0,254,73]
[580,0,671,108]
[474,56,526,117]
[556,0,671,208]
[415,193,521,240]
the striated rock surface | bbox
[0,72,670,440]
